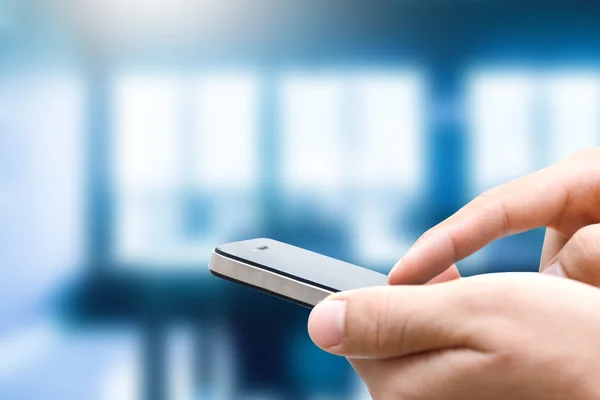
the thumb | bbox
[542,224,600,286]
[307,282,487,359]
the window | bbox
[545,72,600,163]
[467,69,600,195]
[193,74,259,189]
[353,72,423,190]
[467,70,539,195]
[280,74,348,194]
[351,72,425,267]
[112,68,424,270]
[112,74,185,266]
[0,70,84,281]
[465,69,600,273]
[112,71,259,268]
[280,70,425,268]
[113,74,184,192]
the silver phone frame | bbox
[209,250,333,307]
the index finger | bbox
[389,165,568,285]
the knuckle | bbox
[473,191,511,236]
[373,293,392,353]
[562,226,600,285]
[572,226,600,263]
[365,291,402,355]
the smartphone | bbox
[209,238,388,308]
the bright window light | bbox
[101,345,141,400]
[193,73,259,190]
[0,71,85,280]
[166,326,196,400]
[112,73,186,266]
[113,194,183,265]
[0,318,60,382]
[353,72,424,190]
[467,71,538,194]
[112,74,184,190]
[546,72,600,163]
[349,70,425,268]
[112,72,260,268]
[280,74,347,192]
[352,198,414,269]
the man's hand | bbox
[307,148,600,399]
[389,148,600,286]
[309,274,600,400]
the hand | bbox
[389,148,600,286]
[308,273,600,400]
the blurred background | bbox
[1,0,600,398]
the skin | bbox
[308,148,600,399]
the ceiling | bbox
[3,0,600,65]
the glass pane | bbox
[113,192,183,266]
[350,71,424,268]
[112,72,260,268]
[467,71,538,194]
[546,72,600,163]
[352,198,414,269]
[193,73,259,189]
[0,71,84,281]
[280,74,347,192]
[353,72,424,190]
[112,74,184,190]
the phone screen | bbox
[215,238,388,292]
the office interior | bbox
[1,1,600,399]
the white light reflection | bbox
[112,71,259,269]
[546,72,600,163]
[467,70,538,195]
[193,73,259,189]
[353,72,424,190]
[280,74,348,192]
[112,74,184,191]
[351,71,425,268]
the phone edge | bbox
[209,250,334,308]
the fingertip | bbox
[388,254,426,285]
[541,261,567,277]
[388,230,464,285]
[387,258,403,285]
[308,300,347,351]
